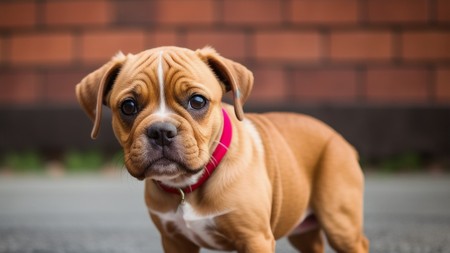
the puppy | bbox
[76,46,369,253]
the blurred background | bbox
[0,0,449,173]
[1,1,450,253]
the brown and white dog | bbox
[76,46,369,253]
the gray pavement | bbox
[0,172,449,253]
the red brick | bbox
[330,31,393,61]
[9,33,74,65]
[290,0,358,25]
[43,70,87,104]
[81,30,146,63]
[114,1,154,24]
[0,71,40,104]
[367,0,428,23]
[147,31,179,48]
[155,0,215,25]
[437,0,450,22]
[0,2,36,28]
[185,31,247,60]
[436,68,450,103]
[293,69,358,102]
[365,67,430,103]
[254,31,321,62]
[402,31,450,60]
[44,0,112,26]
[223,0,282,25]
[0,38,4,63]
[249,67,287,103]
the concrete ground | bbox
[0,172,449,253]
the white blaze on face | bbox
[156,51,168,117]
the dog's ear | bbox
[75,53,127,139]
[196,47,254,121]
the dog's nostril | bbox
[147,122,177,146]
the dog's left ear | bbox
[75,52,127,139]
[196,47,254,121]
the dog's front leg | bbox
[160,234,200,253]
[150,214,200,253]
[235,234,275,253]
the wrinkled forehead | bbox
[115,47,214,90]
[107,47,224,108]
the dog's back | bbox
[246,112,349,175]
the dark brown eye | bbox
[120,99,138,116]
[188,95,207,110]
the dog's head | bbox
[75,46,253,185]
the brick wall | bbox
[0,0,449,107]
[1,0,450,160]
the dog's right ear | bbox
[75,53,127,139]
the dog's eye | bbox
[120,99,138,116]
[188,95,207,110]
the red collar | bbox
[155,108,232,196]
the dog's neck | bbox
[154,108,233,196]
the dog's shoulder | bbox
[244,112,346,164]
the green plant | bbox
[380,152,422,173]
[2,150,44,173]
[64,149,104,173]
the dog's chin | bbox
[132,158,203,182]
[144,159,180,178]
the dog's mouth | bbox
[142,158,179,180]
[136,156,202,181]
[152,157,175,167]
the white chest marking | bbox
[156,51,168,117]
[150,203,231,249]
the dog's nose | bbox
[147,122,178,147]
